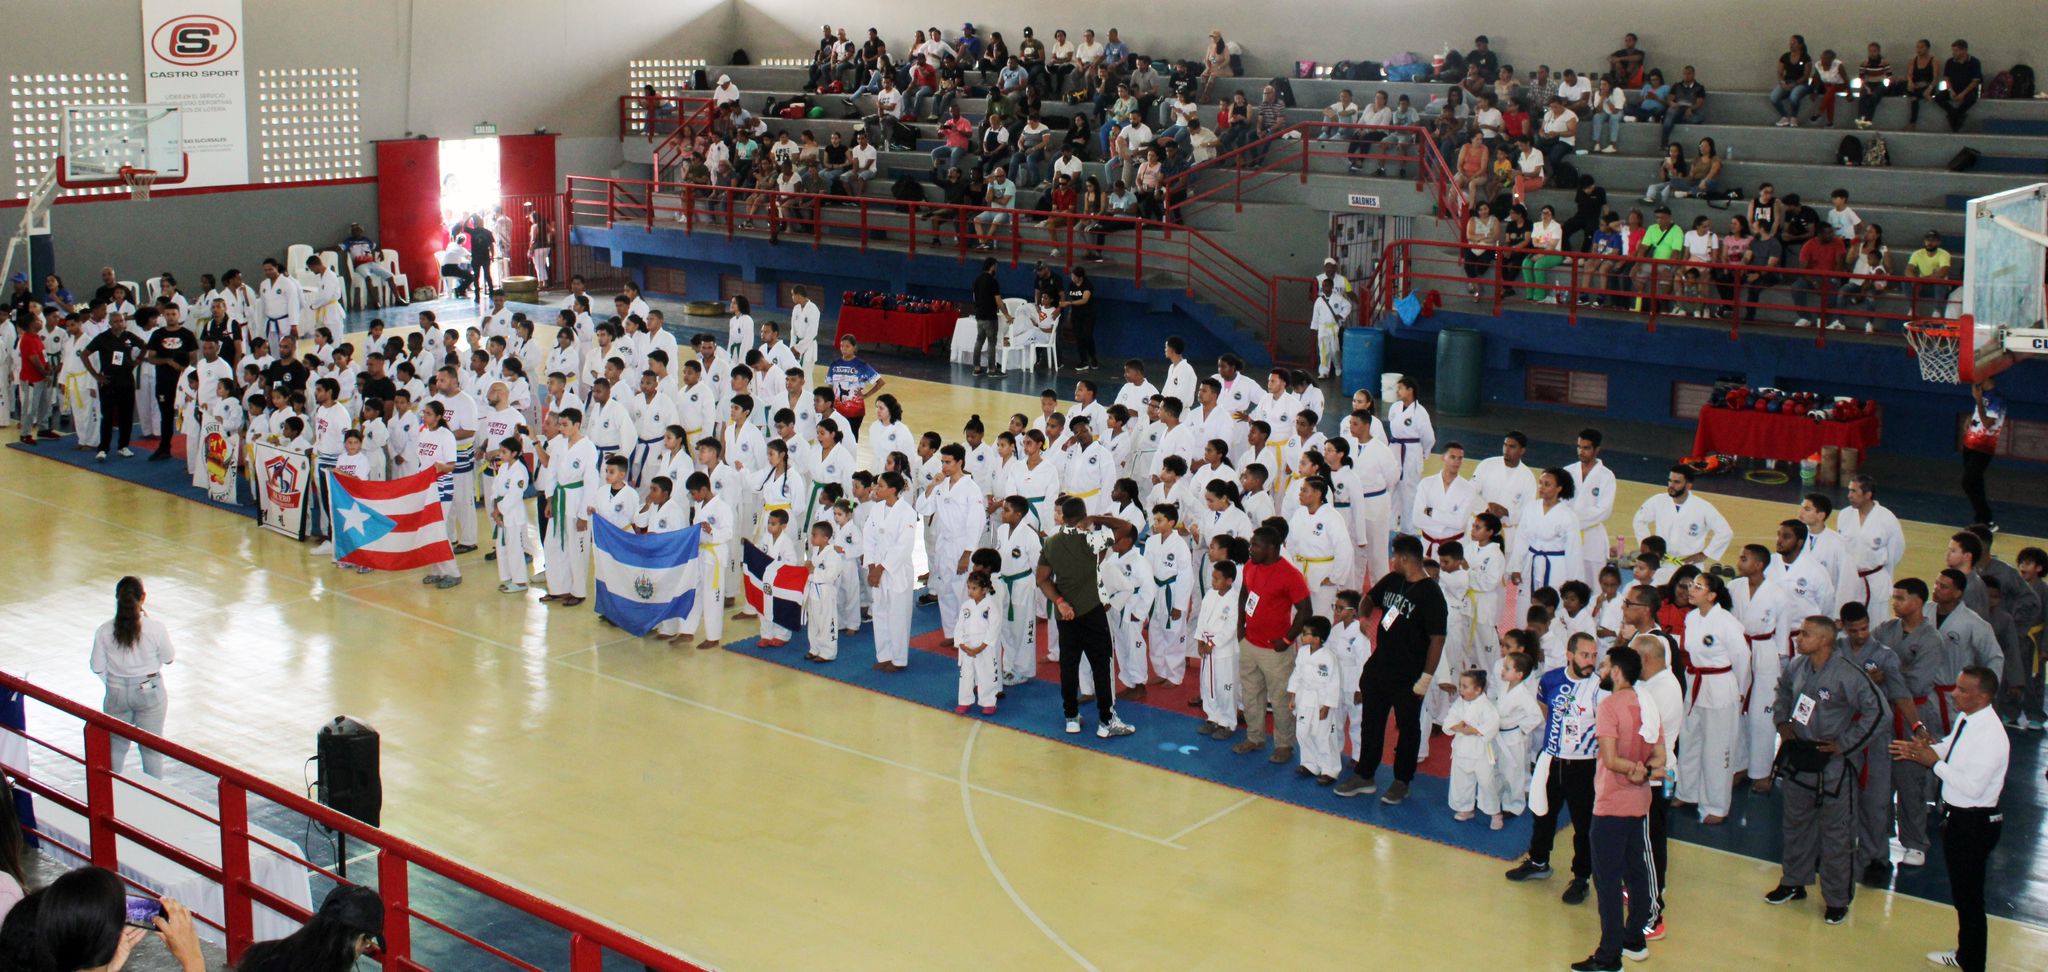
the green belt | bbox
[1001,569,1034,621]
[1025,494,1047,528]
[801,480,826,532]
[551,480,584,526]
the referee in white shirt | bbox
[1892,665,2008,971]
[89,576,176,777]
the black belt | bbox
[1943,805,2001,819]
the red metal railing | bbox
[617,94,712,143]
[565,174,1324,364]
[1162,121,1464,230]
[0,671,701,971]
[1365,236,1957,341]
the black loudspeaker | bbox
[316,717,382,828]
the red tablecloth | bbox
[1691,406,1882,463]
[835,306,958,352]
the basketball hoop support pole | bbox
[0,167,60,288]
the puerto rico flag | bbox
[592,518,704,636]
[743,540,808,631]
[330,468,456,571]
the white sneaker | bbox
[1901,848,1927,867]
[118,447,134,457]
[95,451,107,461]
[312,541,334,555]
[1601,144,1618,153]
[1827,319,1846,330]
[1864,321,1874,333]
[1097,718,1135,738]
[1064,719,1082,735]
[1925,950,1960,967]
[1794,318,1815,328]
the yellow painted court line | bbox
[959,721,1099,972]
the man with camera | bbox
[1762,615,1884,924]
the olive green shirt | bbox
[1038,528,1103,615]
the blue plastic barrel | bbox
[1342,326,1385,399]
[1435,328,1484,417]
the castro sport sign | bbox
[142,0,248,187]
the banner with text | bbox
[251,440,310,540]
[142,0,248,187]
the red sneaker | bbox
[1643,919,1666,941]
[953,705,970,714]
[981,706,998,715]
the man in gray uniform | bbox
[1875,578,1946,868]
[1764,615,1884,923]
[1933,569,2004,731]
[1838,602,1914,886]
[1969,523,2041,637]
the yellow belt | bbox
[765,502,791,512]
[1293,555,1335,565]
[1071,488,1100,499]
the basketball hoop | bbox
[118,165,159,202]
[1904,318,1966,383]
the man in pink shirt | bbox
[1572,641,1666,972]
[930,105,975,176]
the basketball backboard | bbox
[56,103,187,187]
[1909,183,2048,384]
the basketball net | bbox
[1905,319,1964,383]
[118,165,158,202]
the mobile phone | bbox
[124,895,168,929]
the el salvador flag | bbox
[591,518,705,636]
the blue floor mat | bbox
[7,433,256,518]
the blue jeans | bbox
[906,85,936,119]
[1644,176,1715,202]
[1769,83,1809,118]
[1015,147,1047,186]
[1661,104,1703,144]
[930,145,968,173]
[1589,111,1623,145]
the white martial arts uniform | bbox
[1160,358,1197,410]
[1349,433,1400,582]
[1289,644,1346,778]
[1385,400,1435,532]
[1145,530,1197,685]
[684,494,736,642]
[804,541,847,659]
[1064,439,1116,515]
[1768,548,1838,623]
[414,426,462,581]
[919,472,987,639]
[306,270,345,334]
[256,274,303,342]
[1446,693,1502,814]
[1465,542,1508,674]
[1195,586,1241,730]
[1310,289,1352,378]
[1631,492,1733,564]
[788,299,821,373]
[1512,497,1584,604]
[751,529,799,641]
[540,435,599,599]
[1493,678,1543,814]
[1570,459,1619,582]
[864,497,919,667]
[1108,546,1156,689]
[1471,456,1537,551]
[1731,575,1795,781]
[956,594,1002,708]
[1674,603,1749,819]
[1836,500,1906,621]
[625,390,678,487]
[1329,618,1370,759]
[1284,503,1354,619]
[490,458,531,588]
[1410,470,1476,558]
[993,521,1044,681]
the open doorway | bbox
[439,136,502,296]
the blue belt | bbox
[1529,548,1565,593]
[1359,487,1388,498]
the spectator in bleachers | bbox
[1494,66,1525,113]
[1809,49,1849,126]
[1936,39,1983,132]
[1609,33,1648,88]
[1249,85,1288,164]
[1046,29,1079,96]
[1199,31,1234,104]
[1903,39,1939,128]
[1512,135,1548,206]
[1747,181,1784,240]
[1016,27,1047,90]
[1853,43,1895,129]
[1663,66,1708,147]
[977,117,1014,177]
[1556,68,1594,115]
[1633,206,1684,312]
[934,53,964,118]
[1626,68,1669,125]
[980,31,1010,84]
[1836,224,1893,332]
[1640,142,1686,204]
[847,131,878,196]
[1454,137,1494,210]
[1586,77,1626,154]
[956,23,984,72]
[1562,173,1609,251]
[1219,91,1254,155]
[906,54,939,121]
[1790,222,1848,328]
[996,55,1030,116]
[1770,35,1815,127]
[1907,230,1956,312]
[1103,28,1134,75]
[1779,192,1821,262]
[236,884,383,972]
[1536,94,1581,172]
[931,105,974,176]
[1525,205,1568,302]
[807,27,839,91]
[1128,55,1164,120]
[1463,201,1502,298]
[1018,113,1054,188]
[1467,35,1500,81]
[1500,204,1532,288]
[1711,215,1754,317]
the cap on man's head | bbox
[8,273,25,284]
[717,74,731,84]
[962,22,975,32]
[1322,257,1337,266]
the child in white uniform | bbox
[330,430,374,573]
[677,471,735,648]
[1431,541,1474,729]
[1493,650,1543,815]
[754,509,798,644]
[1193,560,1242,738]
[992,497,1043,684]
[1145,503,1197,686]
[1328,591,1372,761]
[803,522,846,662]
[1107,527,1155,693]
[1288,617,1345,783]
[954,571,1001,713]
[1445,669,1503,827]
[830,499,864,636]
[488,436,532,592]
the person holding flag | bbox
[676,471,735,648]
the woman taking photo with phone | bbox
[89,577,174,778]
[0,865,203,972]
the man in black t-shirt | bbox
[1060,267,1098,370]
[143,309,197,459]
[969,257,1006,377]
[1334,533,1447,804]
[359,353,398,405]
[265,334,311,394]
[1935,40,1983,132]
[83,322,145,457]
[1777,194,1819,266]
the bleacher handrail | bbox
[1160,121,1464,230]
[1364,236,1956,341]
[564,173,1326,364]
[618,94,717,144]
[0,671,704,971]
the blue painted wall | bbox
[573,225,1267,368]
[1374,307,2044,464]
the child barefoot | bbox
[955,571,1000,714]
[1494,650,1542,815]
[1193,560,1242,739]
[1446,669,1503,828]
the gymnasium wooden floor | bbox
[4,314,2046,970]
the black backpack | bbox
[1351,60,1384,81]
[691,68,709,90]
[1331,60,1355,81]
[1834,134,1863,166]
[1270,77,1296,108]
[2013,64,2037,99]
[729,49,751,65]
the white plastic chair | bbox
[143,278,163,303]
[380,249,409,303]
[431,250,455,297]
[286,244,317,291]
[120,280,143,305]
[996,297,1052,373]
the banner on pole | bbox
[201,417,239,504]
[250,440,310,539]
[142,0,249,187]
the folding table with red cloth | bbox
[1690,405,1882,463]
[834,306,958,353]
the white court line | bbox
[1163,795,1257,844]
[958,721,1099,971]
[553,657,1185,850]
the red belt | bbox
[1932,684,1957,734]
[1689,664,1732,713]
[1858,565,1883,605]
[1423,530,1464,552]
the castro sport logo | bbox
[151,14,238,66]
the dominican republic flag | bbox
[331,468,455,571]
[743,541,809,631]
[592,518,704,636]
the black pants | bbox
[1943,806,2001,971]
[98,386,134,453]
[1962,448,1994,525]
[150,386,178,455]
[473,251,496,296]
[1935,90,1978,132]
[441,264,475,297]
[1528,756,1598,879]
[1591,814,1654,964]
[1647,787,1669,923]
[1353,673,1424,782]
[844,411,863,437]
[1069,314,1096,367]
[1055,606,1115,723]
